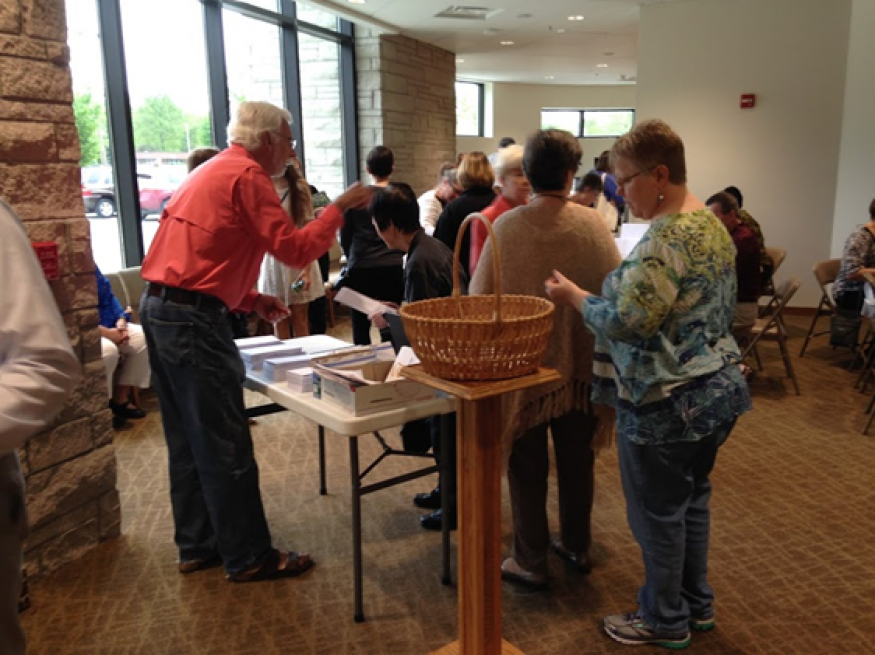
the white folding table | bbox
[243,335,456,622]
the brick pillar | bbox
[355,30,456,195]
[0,0,120,580]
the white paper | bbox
[385,346,420,382]
[334,287,399,317]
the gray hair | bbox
[228,101,292,150]
[494,144,524,181]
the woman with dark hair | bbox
[470,130,620,590]
[547,119,751,649]
[433,151,495,279]
[833,198,875,312]
[258,156,325,339]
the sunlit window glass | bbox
[296,3,339,30]
[540,110,581,135]
[455,81,482,136]
[120,0,213,256]
[299,32,344,199]
[67,0,123,272]
[224,10,285,117]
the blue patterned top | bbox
[582,209,752,445]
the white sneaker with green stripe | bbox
[603,611,692,649]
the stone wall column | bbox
[355,29,456,195]
[0,0,120,580]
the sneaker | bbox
[603,611,691,650]
[689,614,715,632]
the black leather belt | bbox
[146,283,227,313]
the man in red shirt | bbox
[140,101,370,582]
[707,191,762,339]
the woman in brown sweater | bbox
[470,130,621,588]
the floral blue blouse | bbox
[582,209,752,445]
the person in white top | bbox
[417,165,460,236]
[0,200,80,655]
[570,172,619,234]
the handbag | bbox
[830,308,861,349]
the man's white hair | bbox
[228,101,292,150]
[494,144,525,180]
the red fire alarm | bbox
[32,241,60,281]
[740,94,756,109]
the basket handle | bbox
[454,212,502,323]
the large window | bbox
[455,81,483,137]
[66,0,357,269]
[541,109,635,138]
[121,0,213,257]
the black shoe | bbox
[110,400,146,420]
[419,509,456,531]
[112,412,128,430]
[413,487,442,510]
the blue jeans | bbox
[617,418,736,635]
[140,291,272,574]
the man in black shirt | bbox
[370,183,465,531]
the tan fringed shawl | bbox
[469,200,622,450]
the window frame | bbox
[89,0,358,267]
[540,108,636,139]
[455,80,484,137]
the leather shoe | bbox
[110,400,146,420]
[419,509,456,531]
[413,486,442,510]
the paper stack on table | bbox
[234,335,281,350]
[241,345,304,370]
[262,353,316,382]
[287,367,314,393]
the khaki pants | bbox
[508,410,597,575]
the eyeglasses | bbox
[615,167,653,188]
[271,131,297,150]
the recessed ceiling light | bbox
[556,28,566,34]
[544,75,554,80]
[456,58,465,63]
[597,63,609,68]
[500,40,514,46]
[348,0,365,4]
[568,15,584,21]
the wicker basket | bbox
[400,213,555,381]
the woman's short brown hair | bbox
[610,119,687,185]
[457,151,494,190]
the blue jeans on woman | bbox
[140,291,273,575]
[617,418,736,635]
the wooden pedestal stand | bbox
[401,366,562,655]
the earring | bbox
[657,193,665,204]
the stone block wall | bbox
[355,29,456,197]
[0,0,120,580]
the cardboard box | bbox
[313,353,436,416]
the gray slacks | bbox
[508,410,596,575]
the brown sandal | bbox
[227,549,314,583]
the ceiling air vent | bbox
[434,6,504,20]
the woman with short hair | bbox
[470,130,620,590]
[433,151,495,279]
[547,119,751,649]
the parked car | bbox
[138,166,187,219]
[81,166,116,218]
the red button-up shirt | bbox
[141,145,342,312]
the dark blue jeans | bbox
[617,418,736,635]
[140,291,272,574]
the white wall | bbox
[457,83,637,176]
[636,0,853,306]
[832,0,875,256]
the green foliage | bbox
[133,95,187,151]
[73,92,106,166]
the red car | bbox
[138,166,187,219]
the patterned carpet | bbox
[20,315,875,654]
